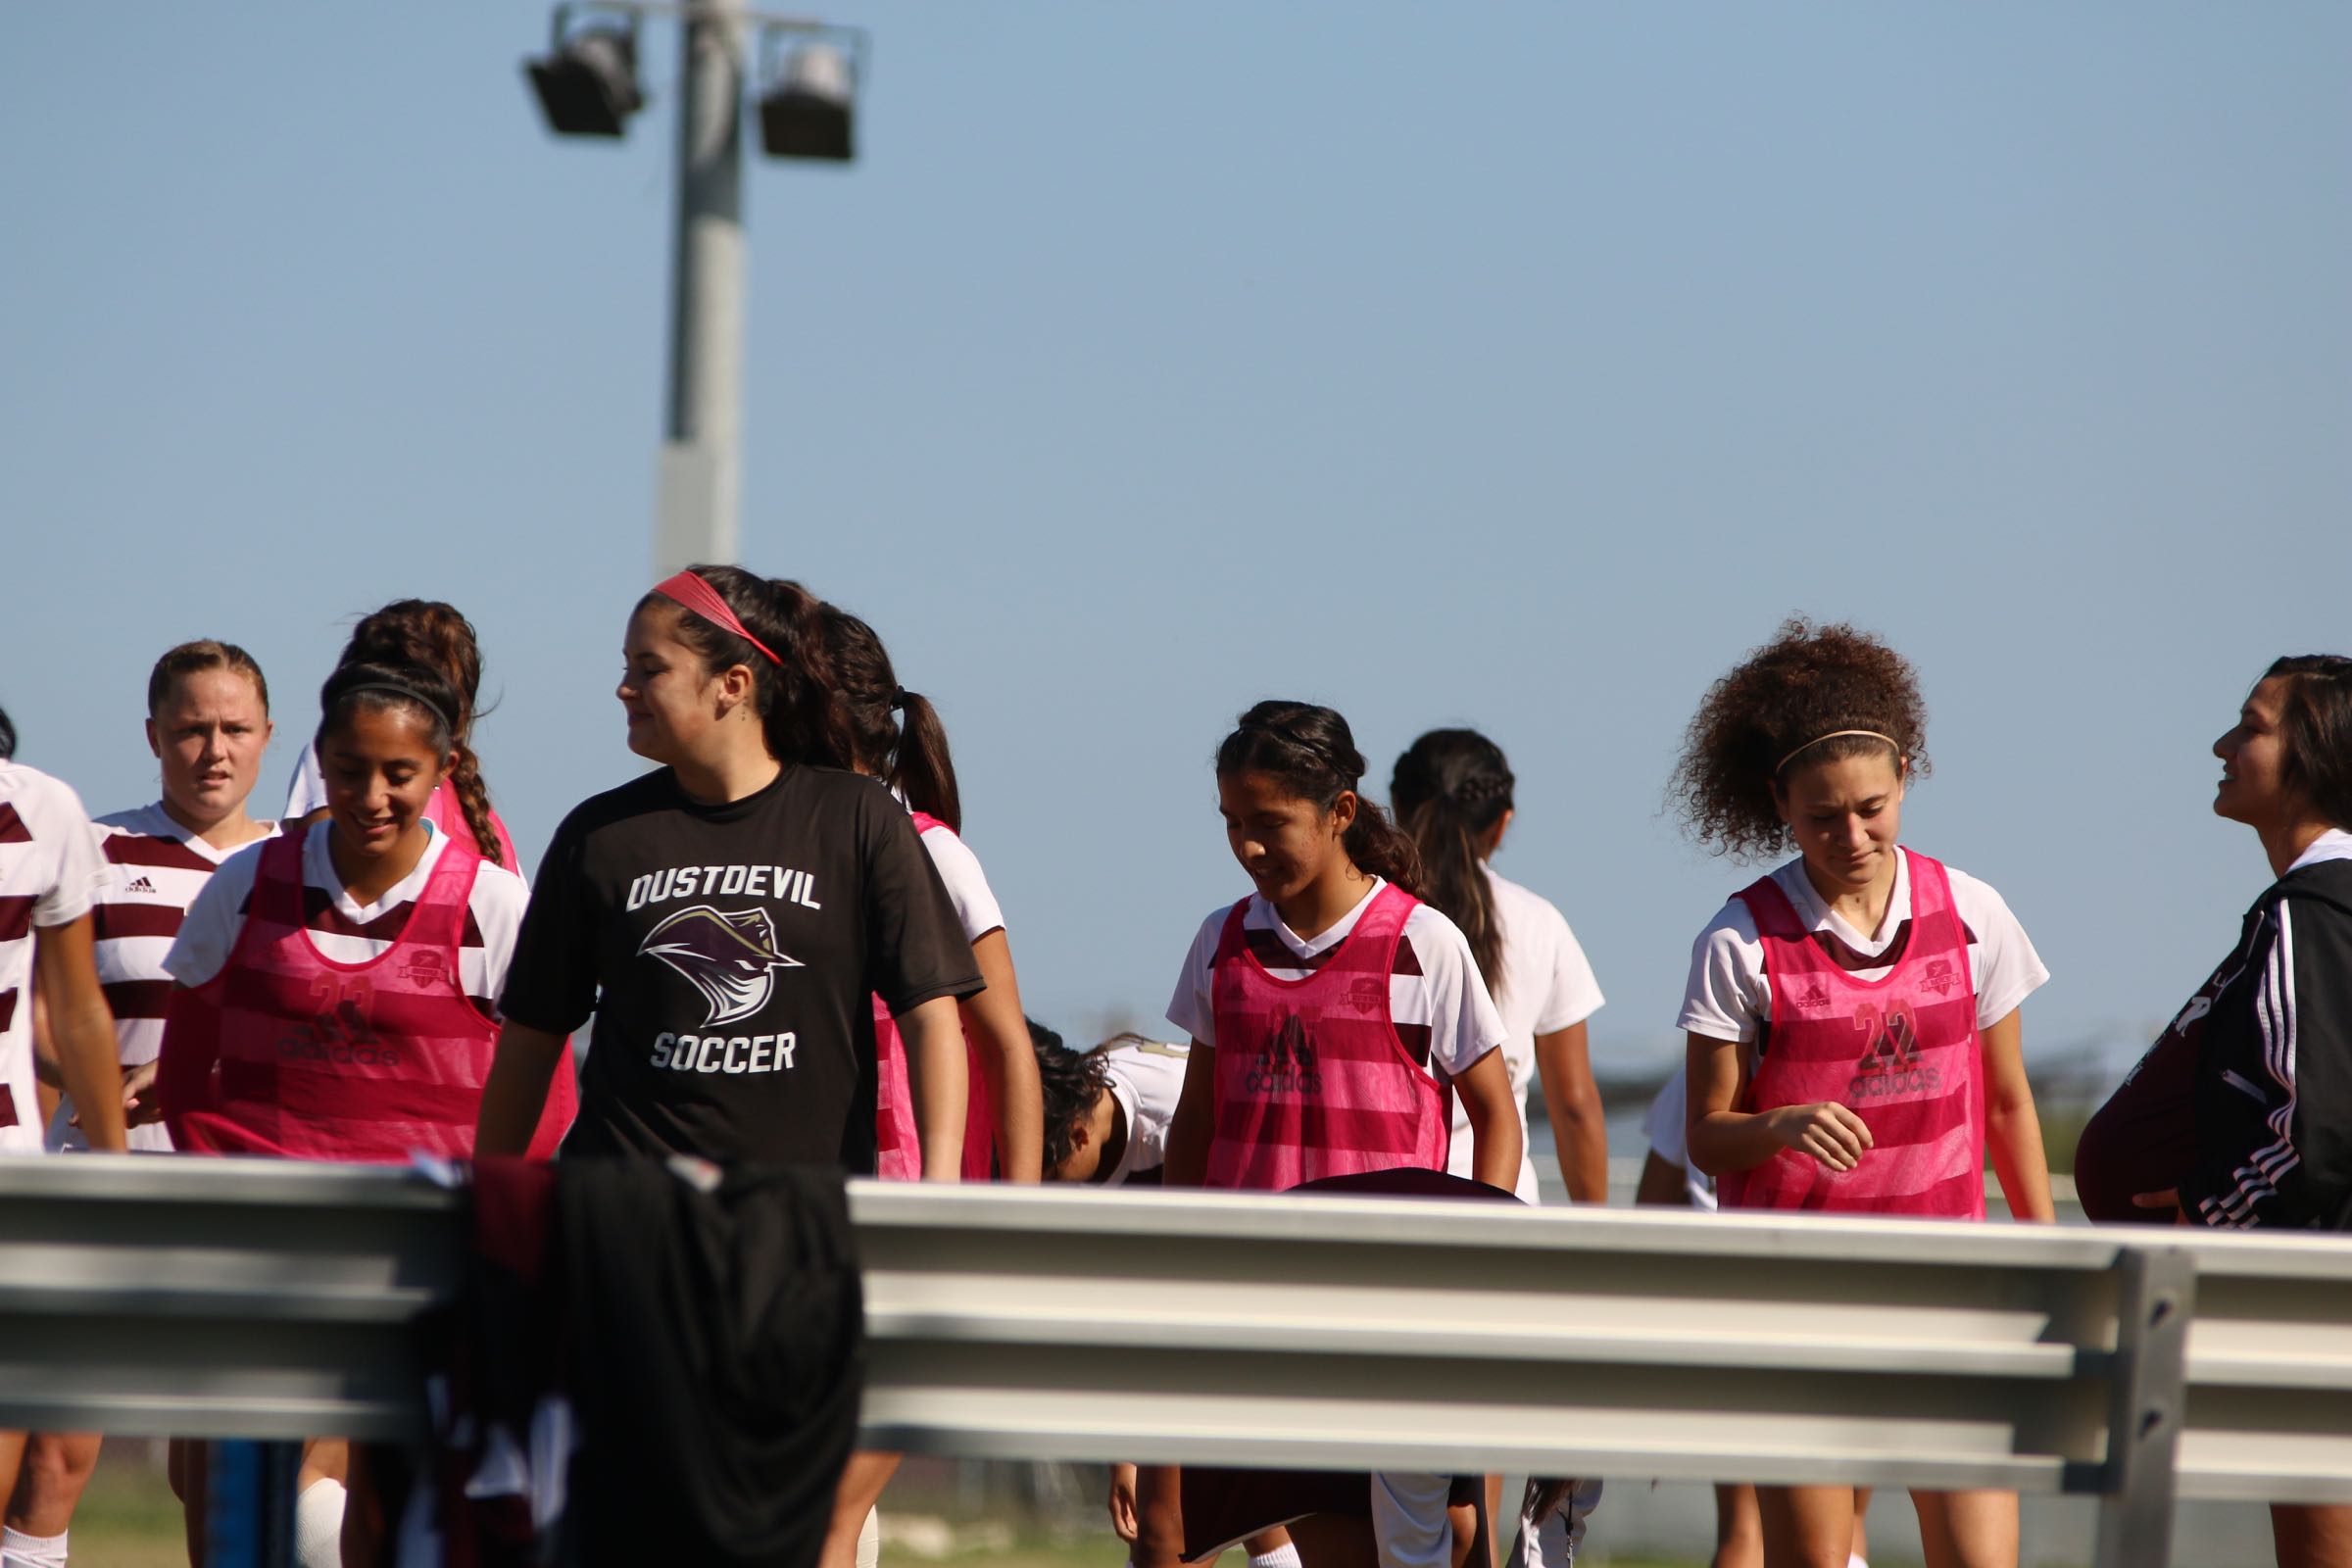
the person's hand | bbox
[2132,1188,2191,1226]
[1107,1462,1140,1542]
[122,1060,163,1127]
[71,1061,164,1130]
[1767,1102,1873,1171]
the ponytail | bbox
[820,606,962,831]
[1390,729,1514,996]
[644,564,854,770]
[443,739,505,867]
[1215,701,1423,897]
[0,705,15,760]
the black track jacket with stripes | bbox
[2185,857,2352,1230]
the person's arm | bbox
[474,1022,569,1158]
[1533,1021,1608,1202]
[1454,1047,1524,1191]
[899,995,967,1180]
[1162,1038,1217,1188]
[1980,1007,2054,1222]
[1686,1029,1871,1177]
[957,929,1043,1182]
[34,916,125,1152]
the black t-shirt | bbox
[501,764,983,1169]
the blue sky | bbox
[5,3,2347,1087]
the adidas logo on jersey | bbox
[123,875,158,895]
[1246,1013,1323,1096]
[1848,1003,1937,1101]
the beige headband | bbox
[1775,729,1903,774]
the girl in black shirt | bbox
[475,566,980,1172]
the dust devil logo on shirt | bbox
[638,905,804,1026]
[1246,1012,1323,1096]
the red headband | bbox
[652,570,783,668]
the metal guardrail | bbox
[2,1159,2349,1566]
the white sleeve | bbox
[29,776,103,929]
[1950,871,2051,1029]
[1407,908,1508,1081]
[1532,905,1604,1035]
[162,845,266,989]
[284,744,325,819]
[1675,900,1770,1044]
[1163,908,1228,1050]
[468,863,531,1013]
[1642,1064,1690,1165]
[920,829,1005,945]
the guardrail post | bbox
[2091,1245,2193,1568]
[205,1440,300,1568]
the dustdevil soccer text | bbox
[631,863,822,1074]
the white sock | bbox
[295,1478,346,1568]
[855,1506,879,1568]
[1848,1556,1869,1568]
[1250,1546,1304,1568]
[0,1526,69,1568]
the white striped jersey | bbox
[0,760,107,1155]
[52,804,276,1152]
[165,818,527,1017]
[1165,877,1505,1084]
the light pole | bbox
[525,3,864,573]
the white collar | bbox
[2286,827,2352,873]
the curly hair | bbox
[1031,1020,1111,1177]
[1670,617,1931,860]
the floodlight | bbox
[760,40,856,162]
[526,22,645,138]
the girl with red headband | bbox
[476,565,980,1178]
[1672,619,2053,1568]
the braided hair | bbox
[334,601,502,866]
[1215,701,1422,895]
[1391,729,1515,996]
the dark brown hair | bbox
[637,564,855,771]
[147,640,270,716]
[1390,729,1514,995]
[1671,617,1931,860]
[316,660,461,762]
[335,601,501,865]
[2264,655,2352,829]
[1032,1020,1109,1176]
[1216,701,1422,894]
[821,606,961,833]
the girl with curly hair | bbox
[1671,619,2055,1568]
